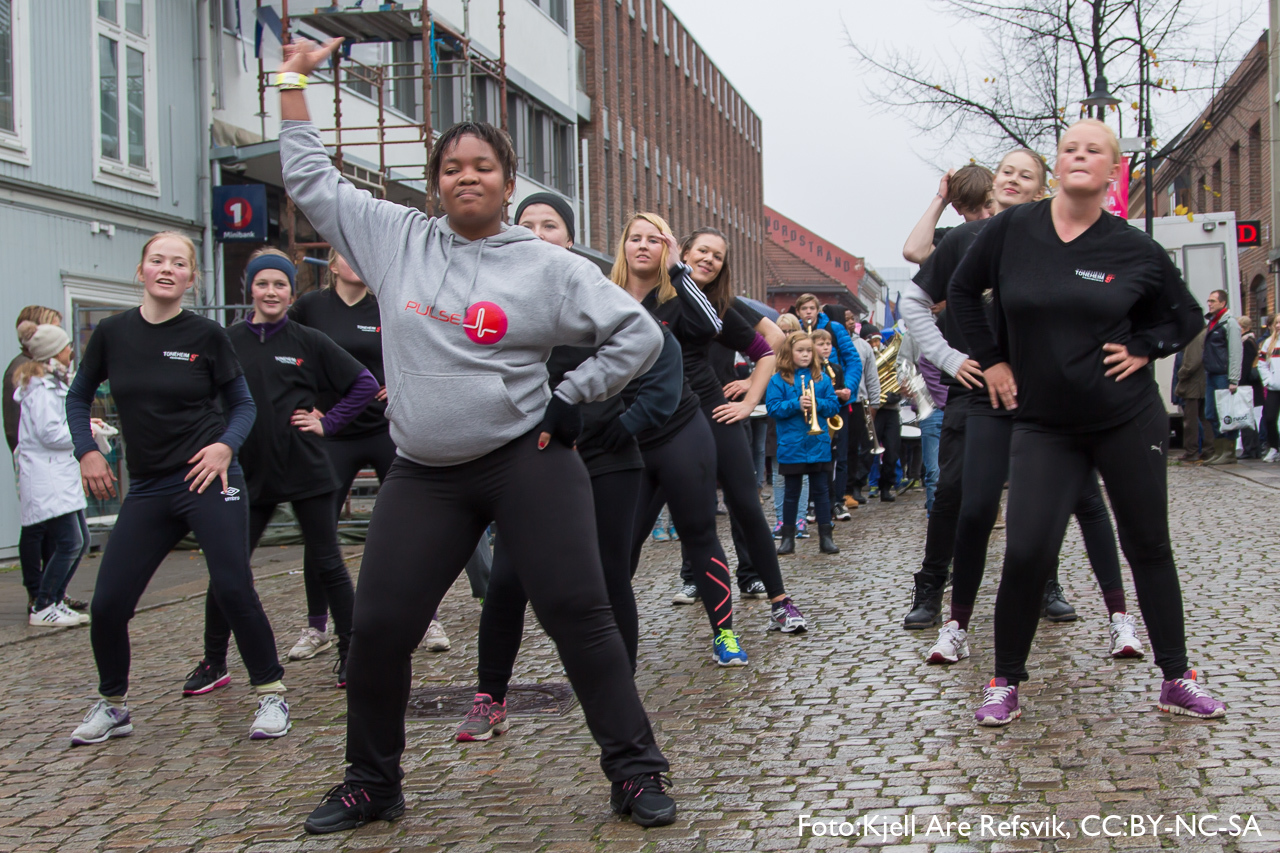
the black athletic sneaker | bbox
[740,580,768,599]
[182,660,230,696]
[610,773,677,827]
[303,782,405,834]
[333,655,347,689]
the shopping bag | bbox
[1215,386,1255,432]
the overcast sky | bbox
[663,0,1269,276]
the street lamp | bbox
[1082,76,1122,114]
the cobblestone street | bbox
[2,462,1279,852]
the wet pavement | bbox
[2,462,1278,851]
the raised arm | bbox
[903,171,953,263]
[277,38,426,293]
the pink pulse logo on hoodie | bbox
[463,302,508,345]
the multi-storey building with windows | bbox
[574,0,765,297]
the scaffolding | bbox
[255,1,510,258]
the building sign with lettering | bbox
[213,184,268,242]
[1237,220,1261,247]
[763,206,865,292]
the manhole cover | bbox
[406,683,576,719]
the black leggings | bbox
[477,468,641,700]
[307,430,398,618]
[1263,389,1280,452]
[995,399,1188,683]
[918,393,973,585]
[89,469,283,697]
[343,430,667,798]
[701,404,788,599]
[203,491,356,665]
[633,413,735,634]
[951,414,1123,614]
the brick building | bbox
[1131,32,1274,323]
[762,205,884,320]
[574,0,766,299]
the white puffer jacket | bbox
[1258,336,1280,392]
[14,372,86,526]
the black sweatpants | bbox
[344,430,668,797]
[994,399,1188,683]
[875,407,902,491]
[478,468,641,698]
[203,491,356,665]
[701,404,788,599]
[310,430,398,618]
[680,419,761,591]
[919,392,973,586]
[830,416,851,509]
[634,413,735,634]
[849,402,874,491]
[90,469,283,697]
[950,413,1123,615]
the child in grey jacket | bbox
[277,37,676,836]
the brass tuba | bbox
[875,332,902,404]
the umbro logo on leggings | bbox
[222,487,242,502]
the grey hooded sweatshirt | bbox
[280,121,662,466]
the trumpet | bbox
[801,374,824,435]
[823,362,844,431]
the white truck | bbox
[1127,212,1242,433]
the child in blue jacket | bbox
[767,332,840,556]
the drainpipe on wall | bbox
[1269,8,1280,313]
[196,0,218,308]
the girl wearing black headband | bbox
[187,248,379,694]
[65,232,290,745]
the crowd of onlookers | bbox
[1175,296,1280,464]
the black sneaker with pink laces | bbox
[610,772,677,826]
[303,782,405,834]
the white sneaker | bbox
[1108,612,1145,658]
[58,602,90,625]
[250,694,291,739]
[422,619,451,652]
[288,627,333,660]
[926,620,970,664]
[30,603,81,627]
[70,699,133,745]
[1264,448,1279,463]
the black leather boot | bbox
[776,524,796,555]
[818,524,839,554]
[903,571,944,629]
[1041,578,1077,622]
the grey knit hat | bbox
[20,323,71,362]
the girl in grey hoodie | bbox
[278,38,675,837]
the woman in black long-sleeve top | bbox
[948,120,1223,726]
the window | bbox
[508,90,575,195]
[0,0,30,165]
[651,0,658,42]
[1211,160,1222,213]
[528,0,567,29]
[1229,143,1240,214]
[662,9,669,55]
[94,0,158,194]
[1251,122,1263,211]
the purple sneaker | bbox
[1158,669,1226,719]
[769,597,808,633]
[974,677,1020,726]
